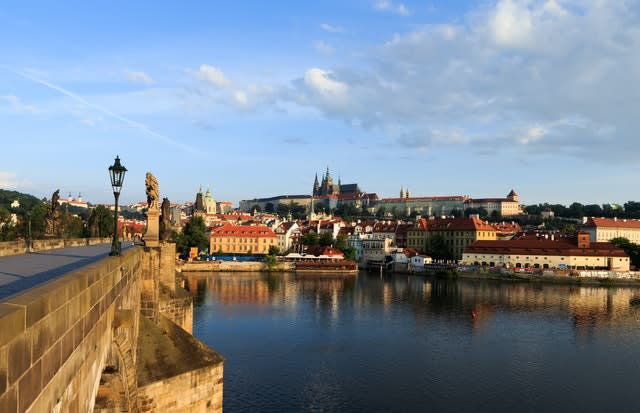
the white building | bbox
[582,217,640,243]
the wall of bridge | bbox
[0,248,142,412]
[0,237,112,257]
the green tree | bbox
[173,216,208,255]
[319,231,334,246]
[426,234,452,262]
[300,230,319,246]
[610,237,640,269]
[268,245,281,256]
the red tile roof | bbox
[583,217,640,229]
[465,239,627,257]
[210,223,276,238]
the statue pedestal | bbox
[144,209,160,247]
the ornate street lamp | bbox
[108,156,127,256]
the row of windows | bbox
[212,237,271,243]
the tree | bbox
[426,234,452,262]
[610,237,640,269]
[265,202,275,213]
[490,210,501,221]
[319,231,334,246]
[268,245,281,256]
[300,230,318,246]
[173,216,209,255]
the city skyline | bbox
[1,1,639,206]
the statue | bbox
[44,189,61,237]
[159,197,172,241]
[145,172,159,210]
[87,208,99,238]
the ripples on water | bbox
[187,272,640,413]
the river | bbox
[187,272,640,412]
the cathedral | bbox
[313,167,341,196]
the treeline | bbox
[0,189,116,241]
[524,201,640,219]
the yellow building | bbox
[407,216,497,260]
[210,223,277,254]
[582,217,640,243]
[462,232,630,271]
[465,189,522,217]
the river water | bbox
[187,272,640,412]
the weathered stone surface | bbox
[7,334,30,385]
[18,359,41,412]
[0,245,222,413]
[0,305,25,348]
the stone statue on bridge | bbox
[44,189,61,237]
[145,172,159,211]
[159,197,172,241]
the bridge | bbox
[0,238,224,412]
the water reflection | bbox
[186,272,640,337]
[187,272,640,413]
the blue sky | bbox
[1,0,639,206]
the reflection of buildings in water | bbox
[569,288,640,333]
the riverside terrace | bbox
[0,239,223,412]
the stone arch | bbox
[95,333,138,412]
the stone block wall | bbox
[0,248,141,413]
[159,291,193,334]
[0,241,27,257]
[138,363,223,413]
[0,237,112,257]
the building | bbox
[376,195,468,217]
[462,232,630,271]
[209,223,277,254]
[407,216,497,261]
[464,189,522,217]
[582,217,640,243]
[361,234,394,267]
[274,221,300,252]
[239,195,313,213]
[58,193,89,209]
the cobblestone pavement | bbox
[0,243,133,300]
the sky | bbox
[1,0,639,207]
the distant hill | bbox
[0,189,44,214]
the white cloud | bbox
[375,0,410,16]
[518,125,547,145]
[314,40,335,55]
[303,68,347,97]
[1,95,39,114]
[0,171,30,189]
[234,91,248,105]
[320,23,344,33]
[189,64,230,87]
[180,1,640,162]
[490,0,533,47]
[125,69,154,85]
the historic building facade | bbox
[407,216,498,261]
[210,223,277,254]
[462,232,630,271]
[582,217,640,243]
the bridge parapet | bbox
[0,247,142,412]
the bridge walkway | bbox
[0,243,133,300]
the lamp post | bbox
[108,156,127,256]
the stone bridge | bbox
[0,242,223,412]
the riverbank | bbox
[178,259,358,274]
[428,269,640,287]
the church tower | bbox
[313,173,320,197]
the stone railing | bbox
[0,237,112,257]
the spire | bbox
[400,186,404,198]
[325,166,331,180]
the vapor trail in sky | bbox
[0,64,196,154]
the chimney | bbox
[577,231,590,249]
